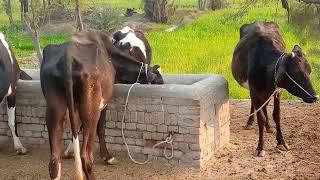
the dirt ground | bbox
[0,100,319,180]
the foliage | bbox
[84,7,124,33]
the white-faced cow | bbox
[112,26,152,64]
[63,27,163,165]
[112,26,162,84]
[40,30,163,180]
[232,21,318,157]
[0,33,32,155]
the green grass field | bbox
[0,0,319,99]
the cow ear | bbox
[153,65,161,73]
[292,45,302,52]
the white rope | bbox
[121,63,174,165]
[247,88,280,118]
[247,54,284,118]
[285,72,314,98]
[247,52,315,118]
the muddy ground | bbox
[0,100,319,180]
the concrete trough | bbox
[0,69,230,167]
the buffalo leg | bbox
[252,97,266,157]
[263,105,275,133]
[273,94,289,151]
[245,100,255,129]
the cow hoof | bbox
[276,144,290,151]
[16,147,27,155]
[104,157,118,165]
[244,124,254,130]
[266,127,275,133]
[256,150,265,157]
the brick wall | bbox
[0,71,230,167]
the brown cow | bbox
[232,21,318,157]
[40,30,163,179]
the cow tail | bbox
[19,70,32,80]
[64,55,84,180]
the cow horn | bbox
[291,52,295,58]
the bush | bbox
[84,7,124,33]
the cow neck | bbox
[108,45,145,71]
[274,53,286,88]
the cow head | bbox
[139,64,164,84]
[116,64,163,85]
[276,45,318,103]
[112,27,134,44]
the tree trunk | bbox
[24,15,42,62]
[198,0,208,10]
[20,0,28,27]
[144,0,169,23]
[281,0,290,22]
[199,0,225,10]
[3,0,14,25]
[75,0,83,31]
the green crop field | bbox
[0,0,319,99]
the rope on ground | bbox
[121,63,174,165]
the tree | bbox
[75,0,83,31]
[2,0,14,26]
[198,0,208,10]
[198,0,226,10]
[144,0,174,23]
[281,0,290,22]
[24,0,44,62]
[20,0,28,26]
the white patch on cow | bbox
[241,80,249,90]
[120,26,134,34]
[53,162,61,180]
[73,136,83,180]
[107,157,116,164]
[157,67,162,74]
[7,106,27,153]
[119,32,147,58]
[64,140,74,157]
[7,86,12,96]
[99,98,107,110]
[0,32,14,64]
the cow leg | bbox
[273,94,289,151]
[7,94,27,155]
[80,110,100,180]
[81,124,98,180]
[252,98,266,157]
[97,108,116,165]
[263,105,275,133]
[46,106,65,180]
[245,100,255,130]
